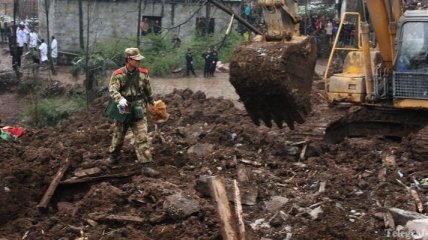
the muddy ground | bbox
[1,48,428,240]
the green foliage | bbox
[142,34,182,76]
[22,96,86,127]
[141,30,243,76]
[17,79,41,95]
[95,38,137,65]
[71,30,243,78]
[71,38,133,89]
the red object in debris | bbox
[2,127,25,138]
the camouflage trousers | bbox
[108,117,152,163]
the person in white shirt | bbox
[51,36,58,65]
[38,39,48,64]
[16,23,27,68]
[28,29,39,64]
[29,28,38,49]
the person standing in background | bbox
[16,23,27,68]
[51,36,58,65]
[185,48,197,77]
[0,17,5,43]
[38,39,48,65]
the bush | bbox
[141,30,243,76]
[71,30,244,78]
[22,96,86,127]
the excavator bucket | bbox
[229,36,317,129]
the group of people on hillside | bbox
[1,16,58,71]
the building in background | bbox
[38,0,244,52]
[0,0,38,22]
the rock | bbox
[265,196,289,213]
[233,186,258,206]
[269,213,285,227]
[310,206,324,220]
[386,208,428,227]
[57,202,76,215]
[373,212,384,220]
[318,181,326,193]
[195,175,211,197]
[182,124,206,144]
[405,219,428,240]
[250,218,271,230]
[286,146,299,156]
[187,143,214,156]
[358,180,369,190]
[305,144,322,157]
[269,211,289,227]
[236,165,250,183]
[163,192,201,220]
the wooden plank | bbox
[396,179,425,213]
[37,158,71,210]
[208,176,238,240]
[90,214,144,223]
[233,180,246,240]
[60,169,140,185]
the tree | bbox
[78,0,84,51]
[41,0,56,75]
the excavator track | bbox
[324,107,428,144]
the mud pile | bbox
[0,89,427,239]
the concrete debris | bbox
[265,196,289,213]
[385,208,428,228]
[163,192,201,220]
[250,218,271,230]
[187,143,214,156]
[309,206,323,220]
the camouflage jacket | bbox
[109,66,154,108]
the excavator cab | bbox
[393,13,428,109]
[395,18,428,73]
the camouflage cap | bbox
[125,48,145,60]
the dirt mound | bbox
[1,89,427,239]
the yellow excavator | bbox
[212,0,428,157]
[323,0,428,150]
[208,0,317,129]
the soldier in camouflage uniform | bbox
[108,48,159,177]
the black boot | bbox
[141,162,160,178]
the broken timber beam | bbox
[37,158,71,210]
[88,213,144,223]
[233,180,246,240]
[60,169,140,185]
[208,176,239,240]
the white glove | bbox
[118,98,128,107]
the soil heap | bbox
[0,88,427,239]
